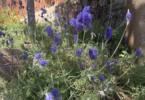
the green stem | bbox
[109,26,127,60]
[96,25,127,74]
[117,57,137,80]
[83,31,86,44]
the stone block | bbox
[69,10,77,21]
[82,0,89,7]
[90,0,98,8]
[73,4,82,13]
[99,0,106,7]
[70,0,81,5]
[0,56,20,66]
[0,48,22,56]
[0,65,20,76]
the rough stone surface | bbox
[0,48,22,56]
[125,0,145,56]
[82,0,89,7]
[90,0,98,8]
[0,65,20,76]
[99,0,106,7]
[70,0,81,5]
[69,10,77,21]
[73,4,82,13]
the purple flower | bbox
[53,1,55,5]
[51,46,57,52]
[76,12,83,22]
[40,7,44,10]
[126,9,131,20]
[76,48,82,57]
[52,88,59,99]
[89,49,97,60]
[45,93,53,100]
[108,66,113,70]
[0,53,3,57]
[6,41,8,47]
[41,8,46,14]
[55,13,59,18]
[74,35,77,43]
[91,76,95,80]
[124,35,127,40]
[83,6,90,13]
[91,32,95,36]
[34,53,42,59]
[111,13,113,17]
[81,63,85,67]
[70,18,76,27]
[82,12,92,24]
[90,64,95,69]
[114,60,118,64]
[136,48,141,57]
[100,31,103,34]
[105,84,110,88]
[63,16,65,20]
[56,22,59,26]
[9,38,13,41]
[107,61,111,66]
[58,32,60,36]
[24,30,26,34]
[22,55,27,60]
[87,24,92,30]
[142,35,144,39]
[14,1,16,6]
[30,17,33,23]
[64,23,67,28]
[44,18,48,21]
[45,26,54,36]
[75,22,83,31]
[0,31,3,36]
[8,3,10,7]
[39,59,48,67]
[106,26,112,40]
[14,31,17,34]
[66,32,69,36]
[133,48,136,51]
[93,48,97,55]
[55,36,60,45]
[91,44,93,47]
[100,75,105,82]
[19,0,22,6]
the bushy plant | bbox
[0,2,145,100]
[0,5,19,26]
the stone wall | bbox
[0,0,64,18]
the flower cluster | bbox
[39,59,48,67]
[55,36,60,45]
[106,27,112,40]
[52,88,59,99]
[70,6,92,31]
[45,93,53,100]
[45,26,54,37]
[22,55,27,60]
[136,48,141,57]
[45,88,59,100]
[34,53,42,59]
[76,48,82,57]
[89,49,97,60]
[106,60,118,70]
